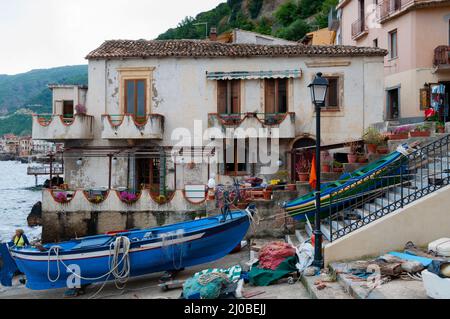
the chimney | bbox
[209,27,217,41]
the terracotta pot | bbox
[410,131,431,138]
[347,154,358,164]
[388,133,409,140]
[437,127,446,134]
[377,148,389,155]
[357,157,367,164]
[298,173,309,182]
[367,144,378,154]
[322,164,331,173]
[286,184,296,191]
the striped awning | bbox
[206,69,302,80]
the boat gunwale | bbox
[10,211,249,257]
[285,152,403,210]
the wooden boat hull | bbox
[6,211,250,291]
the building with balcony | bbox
[33,35,388,242]
[335,0,450,123]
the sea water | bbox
[0,161,43,242]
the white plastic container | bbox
[422,270,450,299]
[428,238,450,257]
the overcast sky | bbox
[0,0,223,75]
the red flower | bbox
[425,108,436,118]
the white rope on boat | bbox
[46,236,131,289]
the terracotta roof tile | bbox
[86,39,387,59]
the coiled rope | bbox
[46,236,131,292]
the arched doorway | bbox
[290,137,316,182]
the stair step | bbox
[354,208,367,219]
[304,222,332,242]
[364,203,382,213]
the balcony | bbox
[376,0,443,23]
[32,114,95,141]
[434,45,450,72]
[101,114,165,140]
[351,18,368,40]
[207,113,296,139]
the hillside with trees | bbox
[157,0,338,41]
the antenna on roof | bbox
[193,22,208,39]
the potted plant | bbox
[377,144,390,155]
[363,127,385,154]
[436,122,446,134]
[54,192,70,204]
[410,124,432,137]
[346,142,360,164]
[321,151,332,172]
[295,155,311,182]
[388,126,412,140]
[75,104,87,115]
[119,191,140,205]
[333,161,344,173]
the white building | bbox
[31,38,387,241]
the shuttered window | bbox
[217,80,241,114]
[125,79,147,118]
[264,79,288,114]
[325,77,340,109]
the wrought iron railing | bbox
[327,135,450,242]
[351,18,367,39]
[376,0,427,21]
[434,45,450,66]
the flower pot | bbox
[286,184,296,191]
[437,127,446,134]
[333,167,344,173]
[322,164,331,173]
[367,144,378,154]
[298,173,309,182]
[347,154,358,164]
[410,131,431,138]
[377,147,389,155]
[388,133,409,141]
[357,157,367,164]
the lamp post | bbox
[308,72,329,268]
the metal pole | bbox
[313,103,324,268]
[49,154,53,188]
[108,154,112,190]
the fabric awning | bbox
[206,70,302,80]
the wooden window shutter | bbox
[231,80,241,114]
[217,81,228,114]
[327,78,339,108]
[265,79,276,114]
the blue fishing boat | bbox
[284,144,417,221]
[0,210,250,291]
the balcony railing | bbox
[32,114,95,141]
[434,45,450,67]
[101,114,165,140]
[376,0,437,22]
[351,18,367,39]
[208,112,296,138]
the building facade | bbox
[32,39,387,241]
[336,0,450,123]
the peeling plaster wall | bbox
[41,54,385,240]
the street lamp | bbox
[308,72,329,268]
